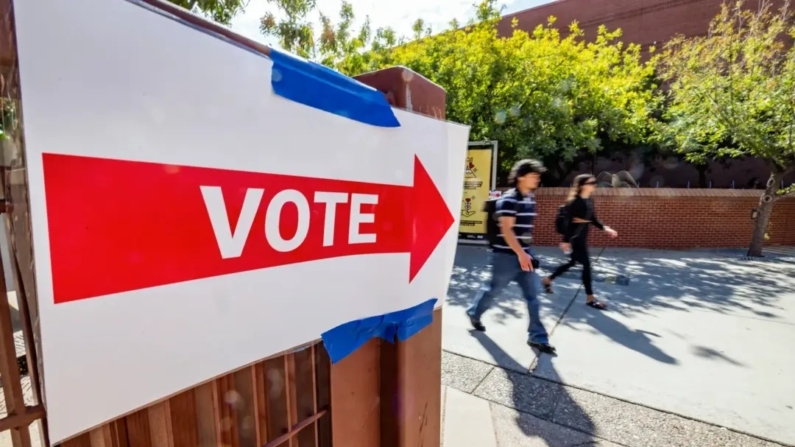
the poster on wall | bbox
[459,141,497,241]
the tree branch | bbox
[777,185,795,198]
[775,169,794,199]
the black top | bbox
[492,188,536,254]
[563,196,604,243]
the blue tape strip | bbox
[124,2,399,128]
[269,49,400,128]
[321,299,437,364]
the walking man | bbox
[466,159,555,354]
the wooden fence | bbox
[0,217,46,447]
[1,0,49,443]
[0,223,47,447]
[58,345,332,447]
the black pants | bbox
[549,243,593,295]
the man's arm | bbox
[499,215,533,271]
[498,215,527,256]
[495,197,524,255]
[496,197,533,271]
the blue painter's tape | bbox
[268,49,400,128]
[321,299,437,364]
[123,2,398,127]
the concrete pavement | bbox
[441,351,782,447]
[442,245,795,446]
[4,243,792,446]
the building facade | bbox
[499,0,781,51]
[494,0,792,189]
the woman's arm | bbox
[591,202,618,237]
[590,205,605,230]
[563,198,586,243]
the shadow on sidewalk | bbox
[470,330,597,444]
[565,309,678,364]
[449,245,679,365]
[447,247,525,326]
[449,245,792,323]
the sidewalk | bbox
[441,352,781,447]
[442,245,795,447]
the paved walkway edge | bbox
[442,387,498,447]
[525,370,794,447]
[443,350,793,447]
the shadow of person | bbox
[691,345,746,367]
[469,330,597,445]
[586,250,792,319]
[446,245,527,325]
[581,311,678,365]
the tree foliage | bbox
[658,0,795,255]
[257,0,660,181]
[659,1,795,184]
[259,0,399,69]
[168,0,246,24]
[385,2,660,179]
[260,0,319,58]
[0,101,15,141]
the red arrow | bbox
[42,153,454,304]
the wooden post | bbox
[328,67,445,447]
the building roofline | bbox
[501,0,575,21]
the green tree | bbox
[385,1,660,181]
[0,103,11,141]
[0,100,15,142]
[658,0,795,256]
[168,0,246,25]
[259,0,319,58]
[258,0,660,184]
[259,0,398,68]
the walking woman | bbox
[542,174,617,309]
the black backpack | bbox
[483,198,500,245]
[555,203,572,235]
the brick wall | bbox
[499,0,787,55]
[492,0,795,190]
[523,188,795,249]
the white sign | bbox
[13,0,469,442]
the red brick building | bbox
[498,0,781,51]
[494,0,793,189]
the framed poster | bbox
[459,141,498,241]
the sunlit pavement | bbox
[442,244,795,447]
[3,243,794,446]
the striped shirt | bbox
[492,188,536,254]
